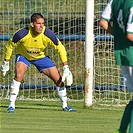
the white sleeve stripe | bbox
[127,7,133,33]
[101,0,113,20]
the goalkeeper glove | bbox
[1,61,9,76]
[62,65,73,86]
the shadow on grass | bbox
[0,103,62,113]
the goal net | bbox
[0,0,131,105]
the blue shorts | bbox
[15,54,55,72]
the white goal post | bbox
[84,0,94,107]
[0,0,131,106]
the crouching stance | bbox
[1,13,76,113]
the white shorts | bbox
[121,66,133,92]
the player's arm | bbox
[126,7,133,42]
[55,41,73,86]
[50,39,73,86]
[44,27,67,63]
[54,39,68,64]
[4,38,18,61]
[99,19,114,35]
[45,27,73,85]
[127,33,133,41]
[1,36,18,76]
[99,0,114,35]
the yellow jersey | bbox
[5,26,67,62]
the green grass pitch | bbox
[0,99,124,133]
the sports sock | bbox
[8,79,21,108]
[56,86,67,108]
[119,99,133,132]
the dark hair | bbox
[30,13,44,22]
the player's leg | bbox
[42,67,76,112]
[33,56,76,112]
[128,106,133,133]
[42,66,67,107]
[115,66,133,132]
[117,100,133,133]
[8,55,30,113]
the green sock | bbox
[129,109,133,133]
[120,100,133,133]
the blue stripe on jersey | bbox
[12,27,29,43]
[44,27,58,45]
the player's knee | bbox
[54,77,64,87]
[14,73,24,82]
[55,81,64,87]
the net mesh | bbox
[0,0,132,105]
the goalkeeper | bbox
[1,13,76,113]
[99,0,133,132]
